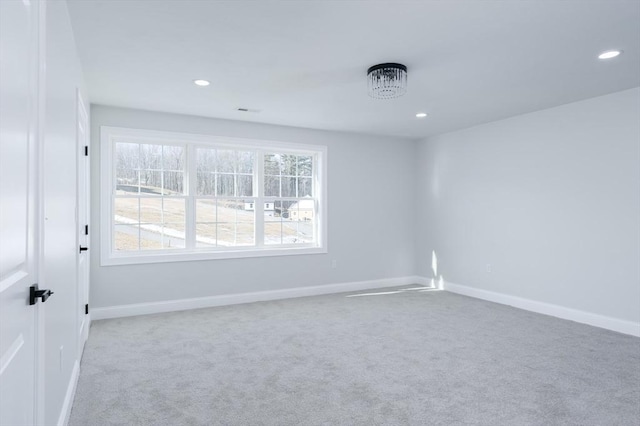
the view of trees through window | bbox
[263,153,314,245]
[114,143,186,250]
[195,148,255,247]
[112,141,318,253]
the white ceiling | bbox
[67,0,640,140]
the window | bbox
[101,127,327,265]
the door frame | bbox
[35,0,47,423]
[76,89,90,358]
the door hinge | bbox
[84,146,88,156]
[85,304,89,315]
[85,224,89,235]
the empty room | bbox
[1,0,639,425]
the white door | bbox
[0,0,43,424]
[77,93,90,353]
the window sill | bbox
[100,246,328,266]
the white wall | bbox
[416,88,640,324]
[90,105,417,309]
[42,1,87,424]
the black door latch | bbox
[30,284,54,305]
[79,246,88,253]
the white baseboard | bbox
[78,314,90,360]
[441,279,640,337]
[92,276,424,320]
[58,360,80,426]
[413,276,431,286]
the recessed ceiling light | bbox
[194,79,210,86]
[598,50,622,60]
[416,112,428,118]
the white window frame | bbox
[100,126,328,266]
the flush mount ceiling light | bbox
[367,63,407,99]
[598,50,622,59]
[193,79,210,86]
[416,112,428,118]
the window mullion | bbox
[313,154,318,245]
[255,150,264,247]
[185,144,196,250]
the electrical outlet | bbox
[486,264,492,273]
[331,259,337,269]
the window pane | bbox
[115,143,139,171]
[264,175,280,197]
[297,219,315,243]
[217,174,234,196]
[139,170,162,195]
[163,171,184,195]
[216,199,238,221]
[140,198,162,223]
[196,199,256,247]
[216,221,255,247]
[264,199,315,245]
[286,200,315,244]
[235,222,255,245]
[197,148,216,172]
[114,224,139,251]
[216,199,238,246]
[196,199,216,223]
[216,150,235,173]
[214,199,255,246]
[116,169,139,194]
[140,227,163,250]
[281,154,297,176]
[162,231,185,249]
[264,154,281,175]
[196,199,217,247]
[115,143,140,195]
[236,200,255,245]
[197,171,215,196]
[282,200,298,218]
[281,176,296,197]
[289,201,299,221]
[297,155,313,176]
[297,177,313,197]
[216,222,235,246]
[281,220,298,243]
[277,219,313,245]
[290,199,315,244]
[140,144,162,170]
[163,198,185,233]
[195,223,216,247]
[237,151,254,173]
[114,197,138,224]
[264,203,282,245]
[237,175,253,197]
[282,220,300,244]
[162,145,184,171]
[292,199,315,221]
[264,200,301,245]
